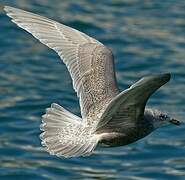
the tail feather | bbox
[40,103,99,158]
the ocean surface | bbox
[0,0,185,179]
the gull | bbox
[4,6,180,158]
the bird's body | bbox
[97,112,154,147]
[4,6,180,158]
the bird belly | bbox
[98,128,152,147]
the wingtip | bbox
[162,73,171,82]
[3,5,12,12]
[150,73,171,85]
[3,6,15,18]
[148,73,171,83]
[4,6,22,15]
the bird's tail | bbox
[40,103,99,158]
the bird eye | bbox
[159,114,167,120]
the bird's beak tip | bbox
[169,119,181,126]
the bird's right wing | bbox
[95,74,171,132]
[4,6,119,121]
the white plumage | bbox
[4,6,118,157]
[4,6,178,158]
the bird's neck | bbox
[143,108,156,128]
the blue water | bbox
[0,0,185,179]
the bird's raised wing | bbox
[95,74,171,132]
[4,6,119,120]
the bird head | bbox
[145,109,180,129]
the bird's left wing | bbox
[95,74,171,132]
[4,6,119,120]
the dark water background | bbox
[0,0,185,179]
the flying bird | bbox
[4,6,180,158]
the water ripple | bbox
[0,0,185,179]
